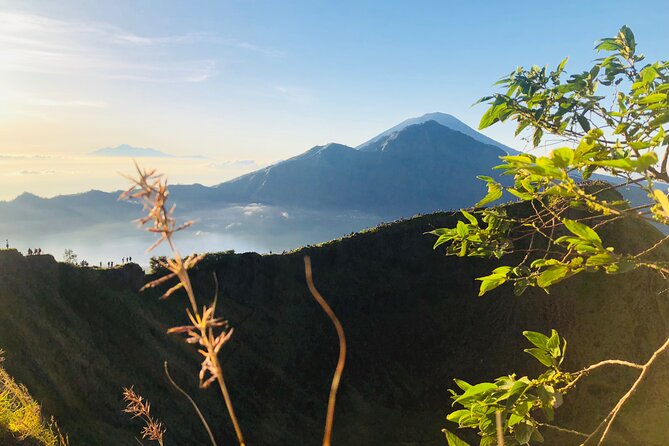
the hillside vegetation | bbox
[0,204,667,445]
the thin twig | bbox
[537,422,588,438]
[304,255,347,446]
[562,359,644,392]
[584,336,669,445]
[164,362,218,446]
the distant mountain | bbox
[2,113,660,263]
[213,120,509,215]
[357,112,519,154]
[89,144,173,157]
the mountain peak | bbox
[357,112,517,154]
[89,144,173,158]
[364,120,506,157]
[9,191,44,204]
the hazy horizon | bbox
[3,0,669,199]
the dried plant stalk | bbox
[304,255,347,446]
[122,387,166,446]
[120,162,245,446]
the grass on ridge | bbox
[0,350,68,446]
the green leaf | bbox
[523,331,549,349]
[531,427,545,443]
[492,266,513,275]
[461,210,478,226]
[443,429,472,446]
[532,128,543,147]
[546,329,560,356]
[638,93,667,104]
[508,188,533,200]
[477,180,503,207]
[620,25,636,53]
[586,252,615,266]
[454,382,498,404]
[593,158,636,170]
[562,219,602,245]
[447,409,472,423]
[454,379,472,392]
[479,437,497,446]
[508,413,525,427]
[550,147,574,168]
[479,102,508,129]
[514,423,535,445]
[595,38,621,52]
[636,152,659,172]
[536,265,569,288]
[456,221,468,237]
[476,274,507,296]
[525,347,555,367]
[576,114,591,132]
[557,57,568,73]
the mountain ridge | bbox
[0,204,667,445]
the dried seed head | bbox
[122,387,166,445]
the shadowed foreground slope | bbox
[0,209,667,445]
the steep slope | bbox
[214,120,508,215]
[0,205,667,445]
[0,251,234,445]
[356,112,518,154]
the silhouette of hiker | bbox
[28,248,33,255]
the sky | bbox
[1,0,669,199]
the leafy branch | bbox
[433,26,669,445]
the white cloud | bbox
[0,153,51,159]
[242,203,266,216]
[209,159,260,169]
[0,11,283,84]
[0,11,216,83]
[17,169,55,175]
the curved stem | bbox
[563,359,644,393]
[304,255,347,446]
[164,362,218,446]
[537,422,588,438]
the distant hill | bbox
[356,112,519,154]
[89,144,173,157]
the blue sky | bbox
[1,0,668,197]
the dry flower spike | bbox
[120,163,246,446]
[122,387,166,446]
